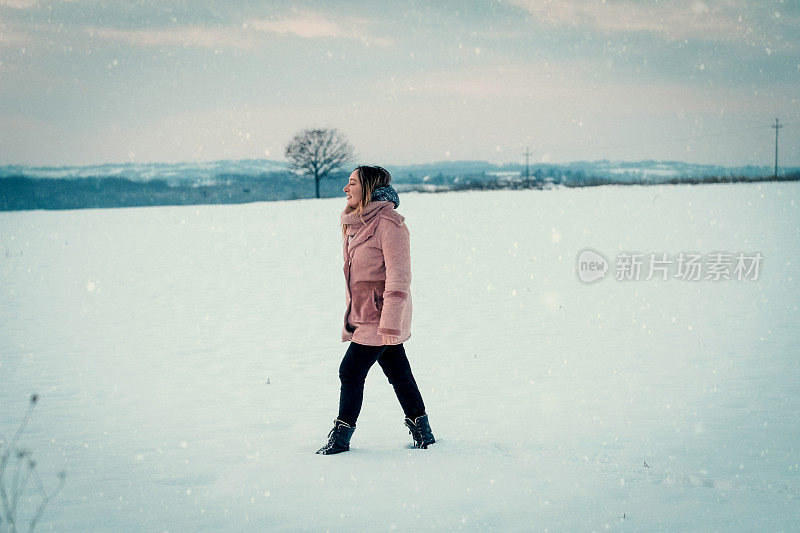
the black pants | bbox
[337,341,426,427]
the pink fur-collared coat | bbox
[340,200,412,345]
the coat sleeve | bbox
[377,219,411,337]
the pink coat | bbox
[340,200,412,345]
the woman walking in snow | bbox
[316,165,435,455]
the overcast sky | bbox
[1,0,798,168]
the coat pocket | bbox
[371,288,384,314]
[350,280,385,323]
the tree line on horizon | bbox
[2,169,797,212]
[2,127,798,211]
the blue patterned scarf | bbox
[371,185,399,208]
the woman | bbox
[316,165,436,455]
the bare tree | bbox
[285,128,356,198]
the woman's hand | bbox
[381,334,399,345]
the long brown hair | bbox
[341,165,392,239]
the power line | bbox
[534,120,799,159]
[574,123,773,154]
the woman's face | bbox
[343,170,363,209]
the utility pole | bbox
[522,145,532,179]
[772,118,782,179]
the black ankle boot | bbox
[404,413,435,449]
[316,418,356,455]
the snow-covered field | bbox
[1,182,798,531]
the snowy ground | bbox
[1,182,798,531]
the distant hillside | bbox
[2,158,798,211]
[2,158,795,187]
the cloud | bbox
[246,8,394,46]
[386,61,602,101]
[387,61,761,114]
[80,8,394,51]
[0,0,38,8]
[507,0,755,43]
[0,21,29,46]
[0,0,78,8]
[247,10,345,39]
[84,25,255,51]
